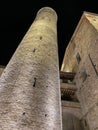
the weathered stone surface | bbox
[0,7,62,130]
[61,12,98,130]
[62,101,83,130]
[86,104,98,130]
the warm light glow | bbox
[61,63,64,71]
[65,69,70,72]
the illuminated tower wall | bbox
[61,12,98,130]
[0,7,62,130]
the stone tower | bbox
[0,7,62,130]
[61,11,98,130]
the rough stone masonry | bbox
[61,11,98,130]
[0,7,62,130]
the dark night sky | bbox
[0,0,98,69]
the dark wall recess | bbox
[76,52,81,64]
[80,69,87,82]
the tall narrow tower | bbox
[0,7,62,130]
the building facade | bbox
[61,11,98,130]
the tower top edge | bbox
[37,6,57,20]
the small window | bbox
[76,52,81,64]
[81,69,87,82]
